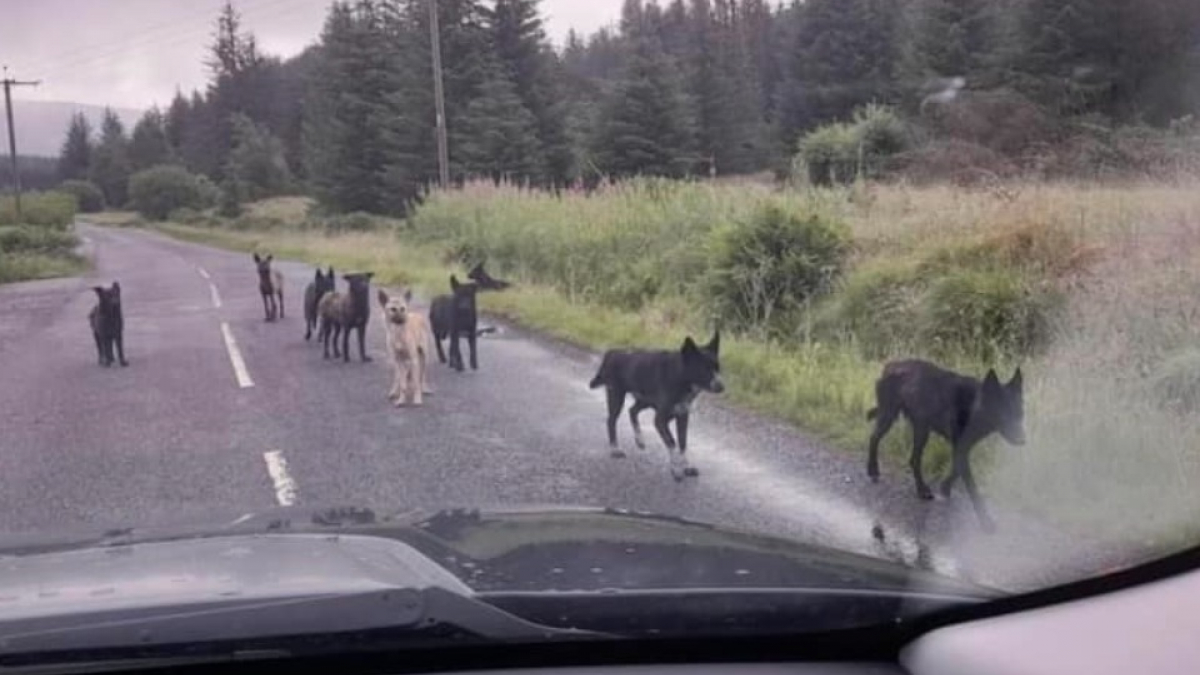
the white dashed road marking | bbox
[209,283,222,308]
[263,451,298,506]
[220,322,254,388]
[197,266,211,280]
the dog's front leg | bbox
[115,332,128,367]
[388,362,403,402]
[653,411,684,480]
[408,360,422,406]
[448,329,464,372]
[93,331,105,366]
[467,331,478,371]
[358,325,371,362]
[676,413,698,477]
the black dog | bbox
[89,282,127,367]
[303,266,335,341]
[430,275,479,372]
[866,359,1025,532]
[588,331,723,481]
[467,261,511,291]
[253,253,284,322]
[318,272,374,362]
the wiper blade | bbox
[0,587,607,666]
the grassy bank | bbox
[143,179,1200,546]
[0,192,87,284]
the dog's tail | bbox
[866,407,878,421]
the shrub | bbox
[324,212,380,233]
[799,122,859,186]
[128,165,213,221]
[798,105,912,186]
[58,180,106,213]
[917,270,1059,361]
[0,226,79,255]
[824,260,924,357]
[0,191,77,229]
[705,204,850,333]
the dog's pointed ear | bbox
[253,253,262,263]
[92,286,105,296]
[404,288,413,303]
[314,268,323,281]
[706,329,720,354]
[111,281,121,294]
[450,275,461,291]
[1009,367,1023,391]
[982,369,1002,398]
[377,289,389,307]
[266,254,273,263]
[681,336,700,360]
[365,271,374,280]
[328,267,335,278]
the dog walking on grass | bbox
[378,288,434,406]
[253,253,284,322]
[89,281,127,367]
[589,331,724,481]
[865,359,1025,532]
[318,272,374,362]
[304,266,335,341]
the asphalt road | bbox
[0,224,1123,592]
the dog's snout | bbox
[709,376,725,394]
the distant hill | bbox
[0,100,142,159]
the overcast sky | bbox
[0,0,617,111]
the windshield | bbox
[0,0,1199,655]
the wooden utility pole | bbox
[2,68,41,222]
[427,0,450,189]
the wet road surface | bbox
[0,224,1123,592]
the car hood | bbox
[0,505,993,611]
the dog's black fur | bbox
[866,359,1025,531]
[332,272,373,362]
[467,262,512,291]
[430,275,479,372]
[89,282,127,367]
[253,253,283,321]
[304,266,335,341]
[588,331,723,480]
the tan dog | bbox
[378,288,434,406]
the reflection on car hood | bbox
[0,505,994,613]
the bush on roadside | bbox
[705,204,849,333]
[918,270,1059,362]
[128,165,214,221]
[0,225,79,255]
[0,191,77,229]
[58,180,106,213]
[798,105,911,186]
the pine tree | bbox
[457,73,544,183]
[903,0,1000,87]
[180,92,222,177]
[164,92,189,154]
[489,0,573,185]
[88,109,132,207]
[590,30,695,179]
[227,113,292,200]
[57,113,93,182]
[129,108,172,171]
[778,0,902,138]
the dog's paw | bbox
[610,449,627,459]
[683,466,700,477]
[361,355,373,363]
[917,486,935,501]
[119,360,129,367]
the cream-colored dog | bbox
[378,288,434,406]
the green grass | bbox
[0,191,77,229]
[0,252,86,284]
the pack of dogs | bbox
[89,253,1027,531]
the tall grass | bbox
[0,191,77,229]
[0,191,84,284]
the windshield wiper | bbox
[0,587,608,668]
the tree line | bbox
[58,0,1200,215]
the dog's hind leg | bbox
[866,405,899,484]
[277,290,284,319]
[954,447,995,532]
[467,331,478,371]
[628,400,650,449]
[92,331,105,366]
[605,388,626,458]
[357,325,371,362]
[909,423,934,500]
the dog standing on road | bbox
[588,331,724,480]
[378,288,434,406]
[318,272,374,362]
[89,281,128,367]
[430,275,479,372]
[253,253,284,322]
[304,266,335,341]
[865,359,1025,532]
[467,261,512,291]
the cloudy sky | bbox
[0,0,617,111]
